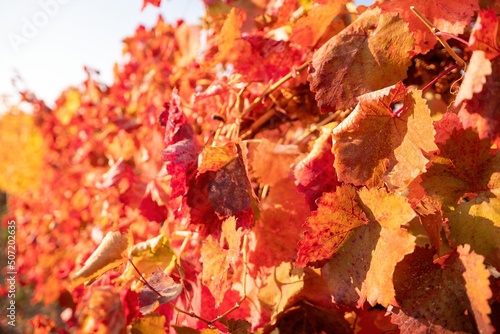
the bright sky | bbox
[0,0,372,113]
[0,0,205,112]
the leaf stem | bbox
[240,60,310,119]
[127,258,162,298]
[434,31,469,46]
[421,64,459,93]
[393,63,458,117]
[410,6,466,68]
[128,258,214,324]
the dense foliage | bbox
[1,0,499,333]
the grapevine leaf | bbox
[308,8,413,113]
[258,262,304,324]
[458,245,495,334]
[72,231,130,287]
[198,142,238,175]
[77,286,127,333]
[290,3,343,48]
[226,319,251,334]
[321,187,416,307]
[454,54,500,146]
[120,234,176,283]
[163,90,197,147]
[139,267,183,315]
[468,8,500,59]
[433,112,463,145]
[163,139,200,199]
[293,131,339,208]
[390,246,491,334]
[421,127,500,207]
[297,185,369,267]
[267,301,352,334]
[141,0,161,10]
[446,192,500,269]
[201,217,243,307]
[356,187,416,307]
[250,139,300,187]
[414,197,444,253]
[172,326,200,334]
[131,313,166,334]
[377,0,478,55]
[251,179,309,268]
[332,83,438,189]
[217,8,245,62]
[162,90,201,199]
[356,308,399,333]
[187,142,257,235]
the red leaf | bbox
[250,179,309,268]
[293,131,339,209]
[142,0,161,10]
[421,127,499,207]
[162,90,201,200]
[468,8,500,60]
[187,142,257,236]
[163,90,197,147]
[376,0,478,55]
[454,52,500,146]
[163,139,199,199]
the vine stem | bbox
[421,64,459,93]
[410,6,466,68]
[127,233,250,327]
[127,258,213,324]
[240,60,310,120]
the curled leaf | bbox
[72,231,129,287]
[139,267,183,315]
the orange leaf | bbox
[250,139,300,187]
[198,142,238,175]
[218,8,246,61]
[187,142,257,235]
[201,217,243,307]
[290,3,343,48]
[308,8,413,113]
[413,197,444,253]
[458,245,495,334]
[297,185,369,267]
[332,83,438,189]
[321,187,416,308]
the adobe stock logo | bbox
[8,0,72,53]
